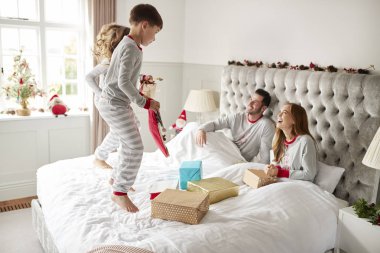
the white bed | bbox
[35,123,343,253]
[33,66,380,253]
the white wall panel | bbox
[0,131,38,175]
[0,114,90,201]
[49,128,89,162]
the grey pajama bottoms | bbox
[94,97,141,162]
[97,97,144,193]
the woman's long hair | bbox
[272,102,316,162]
[93,23,130,63]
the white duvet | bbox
[37,123,340,253]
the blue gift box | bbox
[179,160,202,190]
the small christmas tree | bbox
[3,49,42,102]
[2,50,43,115]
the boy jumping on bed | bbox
[196,89,275,164]
[96,4,162,212]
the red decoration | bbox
[170,110,187,133]
[48,94,68,117]
[148,110,169,157]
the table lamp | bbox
[362,126,380,204]
[183,89,217,124]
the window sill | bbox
[0,111,89,122]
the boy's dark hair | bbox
[255,89,271,107]
[129,4,163,29]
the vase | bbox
[16,98,31,116]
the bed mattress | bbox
[36,124,341,253]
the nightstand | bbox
[334,206,380,253]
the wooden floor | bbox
[0,196,38,213]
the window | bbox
[0,0,88,111]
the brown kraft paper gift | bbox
[243,168,277,189]
[151,189,209,225]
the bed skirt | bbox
[31,199,60,253]
[31,197,335,253]
[31,199,156,253]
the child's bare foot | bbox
[111,194,139,213]
[94,159,112,169]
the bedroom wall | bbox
[115,0,380,149]
[181,0,380,121]
[183,0,380,70]
[116,0,186,151]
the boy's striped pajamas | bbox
[98,35,150,193]
[97,101,143,192]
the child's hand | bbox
[141,93,150,99]
[149,100,160,112]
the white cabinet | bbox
[335,206,380,253]
[0,113,90,201]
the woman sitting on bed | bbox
[265,102,317,181]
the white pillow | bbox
[314,161,345,193]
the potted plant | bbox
[353,198,380,226]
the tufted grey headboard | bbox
[220,65,380,204]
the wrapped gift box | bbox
[187,177,239,204]
[151,189,209,225]
[243,168,276,189]
[149,180,178,200]
[140,83,157,98]
[179,160,202,190]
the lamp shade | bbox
[362,127,380,170]
[183,89,217,113]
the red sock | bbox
[113,191,127,196]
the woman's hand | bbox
[264,164,278,177]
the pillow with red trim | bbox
[148,110,169,157]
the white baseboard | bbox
[0,180,36,201]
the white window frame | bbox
[0,0,89,112]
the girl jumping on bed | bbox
[265,102,317,181]
[95,4,162,212]
[86,23,131,169]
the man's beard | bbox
[247,107,262,115]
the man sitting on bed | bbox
[196,89,275,163]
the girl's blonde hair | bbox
[272,102,316,162]
[93,23,130,62]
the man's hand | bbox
[264,164,278,177]
[149,100,160,113]
[196,130,207,147]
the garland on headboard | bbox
[227,60,376,74]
